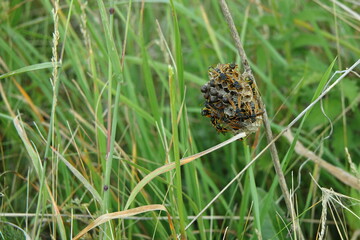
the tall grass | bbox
[0,0,359,239]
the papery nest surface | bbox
[201,63,263,135]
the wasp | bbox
[210,117,229,134]
[201,108,211,117]
[229,63,236,69]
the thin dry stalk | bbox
[284,131,360,190]
[218,0,304,238]
[312,182,360,240]
[319,191,330,240]
[185,58,359,235]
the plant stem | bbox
[218,0,304,239]
[169,66,187,239]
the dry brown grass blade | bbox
[72,204,175,240]
[12,78,45,122]
[13,115,67,238]
[123,132,246,210]
[284,130,360,190]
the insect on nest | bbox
[201,63,263,136]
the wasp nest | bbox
[201,63,263,135]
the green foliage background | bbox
[0,0,359,239]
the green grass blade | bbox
[282,57,337,171]
[243,141,261,235]
[253,29,288,68]
[123,132,245,210]
[168,64,186,238]
[13,116,43,175]
[52,148,102,204]
[0,62,60,80]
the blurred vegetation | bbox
[0,224,25,240]
[0,0,359,239]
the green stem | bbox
[169,66,186,239]
[243,140,261,236]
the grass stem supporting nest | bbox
[218,0,305,238]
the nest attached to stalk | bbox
[201,63,263,136]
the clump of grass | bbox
[0,0,359,239]
[0,222,30,240]
[0,225,24,240]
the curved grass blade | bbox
[51,147,102,205]
[72,204,175,240]
[124,132,246,210]
[0,62,61,80]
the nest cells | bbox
[201,63,263,136]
